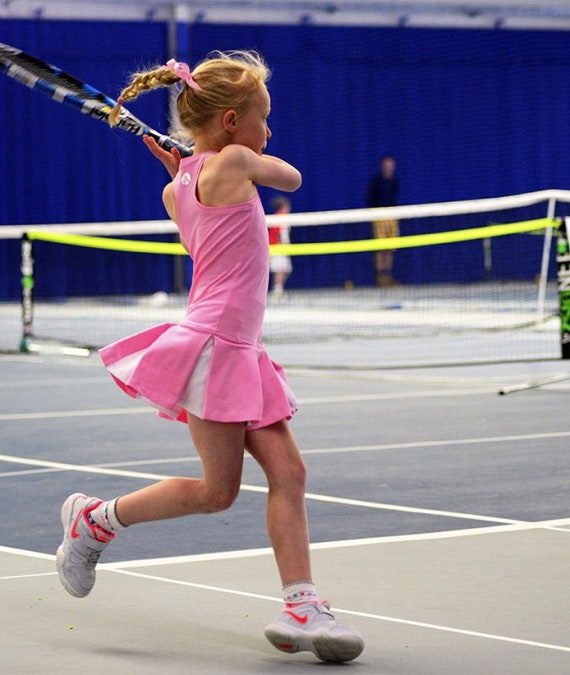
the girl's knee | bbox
[201,482,240,513]
[272,454,307,489]
[291,455,307,485]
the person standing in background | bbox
[366,155,400,287]
[268,195,293,298]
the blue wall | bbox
[1,19,569,297]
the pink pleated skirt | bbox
[99,323,297,430]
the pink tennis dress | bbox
[99,152,297,429]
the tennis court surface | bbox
[1,339,569,673]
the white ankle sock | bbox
[283,580,318,605]
[90,498,125,533]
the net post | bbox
[20,233,34,353]
[557,217,570,359]
[536,197,556,317]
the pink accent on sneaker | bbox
[264,601,364,662]
[56,493,115,598]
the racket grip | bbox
[155,133,193,158]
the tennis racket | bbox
[0,42,193,157]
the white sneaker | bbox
[56,493,115,598]
[264,601,364,662]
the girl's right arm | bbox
[199,145,301,206]
[250,153,302,192]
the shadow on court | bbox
[1,348,569,673]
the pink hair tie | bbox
[166,58,203,91]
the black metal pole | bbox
[557,217,570,359]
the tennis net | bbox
[1,189,569,367]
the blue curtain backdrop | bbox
[1,18,570,298]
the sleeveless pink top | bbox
[99,152,297,428]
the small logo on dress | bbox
[181,172,192,185]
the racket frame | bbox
[0,42,193,156]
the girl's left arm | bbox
[162,182,179,224]
[143,135,182,179]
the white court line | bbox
[99,519,570,569]
[0,387,503,422]
[1,572,57,580]
[3,515,569,572]
[301,430,570,456]
[337,607,570,654]
[0,451,532,526]
[0,545,55,561]
[0,376,109,388]
[0,407,155,422]
[1,543,568,653]
[3,425,570,463]
[2,424,570,524]
[299,388,494,403]
[3,428,570,479]
[8,423,568,479]
[0,455,204,478]
[71,568,570,654]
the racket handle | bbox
[153,132,193,158]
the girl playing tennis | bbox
[55,50,364,663]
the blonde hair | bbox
[109,50,271,136]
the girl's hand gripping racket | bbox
[0,42,193,157]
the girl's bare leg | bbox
[245,420,311,585]
[115,415,247,526]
